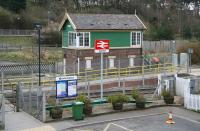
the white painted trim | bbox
[85,57,93,60]
[108,56,116,59]
[67,13,77,30]
[108,57,115,68]
[89,32,91,48]
[128,55,136,58]
[62,46,142,49]
[62,30,64,47]
[130,31,142,48]
[68,31,90,48]
[85,59,92,69]
[68,31,76,47]
[135,14,147,29]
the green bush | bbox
[182,25,192,39]
[76,94,90,104]
[42,31,62,47]
[76,94,92,115]
[107,93,129,104]
[131,88,145,102]
[0,7,13,28]
[177,43,200,64]
[131,89,139,100]
[162,90,173,98]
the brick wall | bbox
[79,78,158,91]
[64,48,142,73]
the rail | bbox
[1,63,175,89]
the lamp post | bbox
[35,23,42,86]
[188,48,193,73]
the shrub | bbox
[177,43,200,64]
[162,90,172,98]
[131,88,146,108]
[76,94,92,115]
[131,88,139,100]
[47,97,63,119]
[162,90,174,104]
[107,93,129,104]
[41,31,62,47]
[182,25,192,39]
[0,7,13,29]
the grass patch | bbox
[0,36,36,46]
[0,48,62,62]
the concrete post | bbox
[42,91,46,122]
[63,54,66,75]
[118,59,121,88]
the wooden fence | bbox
[143,40,176,53]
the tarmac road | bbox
[69,114,200,131]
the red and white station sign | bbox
[95,40,110,53]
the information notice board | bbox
[56,76,77,99]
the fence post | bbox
[42,91,46,122]
[195,95,198,111]
[87,81,90,98]
[142,56,145,88]
[16,82,20,112]
[0,94,5,129]
[29,69,33,113]
[118,59,121,88]
[1,72,3,94]
[122,79,125,94]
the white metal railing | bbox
[176,76,200,111]
[184,79,200,111]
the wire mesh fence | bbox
[17,82,45,121]
[0,94,5,129]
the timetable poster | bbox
[56,81,67,98]
[67,80,77,97]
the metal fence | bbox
[0,29,35,36]
[175,75,200,111]
[143,40,176,53]
[16,74,159,122]
[0,94,5,129]
[65,53,173,74]
[0,62,56,76]
[17,82,45,121]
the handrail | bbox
[1,63,175,88]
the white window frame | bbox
[108,56,116,69]
[85,57,93,70]
[68,32,76,47]
[131,31,142,48]
[68,31,90,48]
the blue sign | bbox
[56,80,67,98]
[56,76,77,99]
[67,80,77,97]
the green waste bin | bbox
[72,101,84,120]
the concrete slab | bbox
[21,126,56,131]
[4,104,45,131]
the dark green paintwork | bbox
[90,31,131,48]
[62,21,74,47]
[62,21,136,48]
